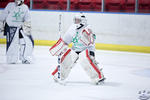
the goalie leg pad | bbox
[6,26,20,64]
[52,49,79,81]
[20,30,34,63]
[80,49,104,84]
[49,38,68,56]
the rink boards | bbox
[0,38,150,53]
[0,10,150,53]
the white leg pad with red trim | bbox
[80,49,104,84]
[52,49,79,81]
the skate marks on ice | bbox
[61,81,92,86]
[0,64,8,73]
[81,96,132,100]
[100,81,121,87]
[53,80,121,87]
[132,68,150,78]
[0,63,34,74]
[0,63,17,73]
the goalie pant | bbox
[50,38,104,84]
[4,23,34,64]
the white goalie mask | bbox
[15,0,24,6]
[74,13,87,25]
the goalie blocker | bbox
[50,38,105,84]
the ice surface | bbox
[0,44,150,100]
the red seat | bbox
[78,0,93,11]
[138,0,150,13]
[0,0,9,8]
[68,0,79,11]
[0,0,30,8]
[123,0,135,12]
[59,0,67,10]
[9,0,14,2]
[33,0,47,9]
[24,0,30,8]
[61,0,101,11]
[92,0,102,11]
[105,0,124,12]
[51,0,79,11]
[46,0,61,10]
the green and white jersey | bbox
[0,2,31,27]
[62,23,95,52]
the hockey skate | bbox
[52,68,66,85]
[95,69,106,85]
[91,68,106,85]
[95,77,106,85]
[22,60,30,64]
[53,75,66,85]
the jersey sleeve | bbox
[23,5,31,22]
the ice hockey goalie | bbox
[0,0,34,64]
[50,13,105,85]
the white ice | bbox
[0,44,150,100]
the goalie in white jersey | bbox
[50,13,105,85]
[0,0,34,64]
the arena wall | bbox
[0,10,150,53]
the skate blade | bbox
[96,77,106,85]
[54,79,66,86]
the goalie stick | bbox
[56,13,62,82]
[56,13,67,85]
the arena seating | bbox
[0,0,11,8]
[46,0,61,10]
[123,0,135,12]
[92,0,102,11]
[32,0,47,9]
[77,0,93,11]
[59,0,67,10]
[0,0,30,8]
[24,0,30,8]
[60,0,79,10]
[138,0,150,13]
[0,0,150,13]
[105,0,124,12]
